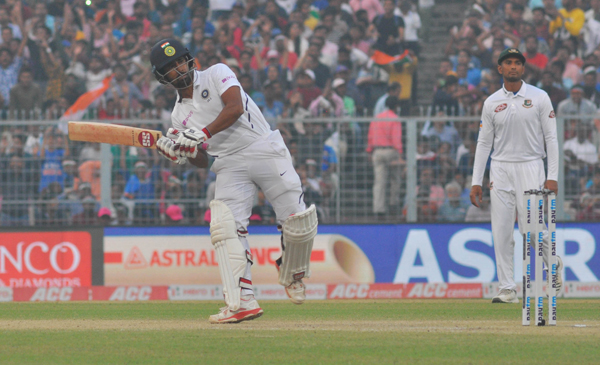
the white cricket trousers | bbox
[211,130,306,229]
[490,159,550,291]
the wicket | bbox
[522,189,557,326]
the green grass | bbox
[0,300,598,364]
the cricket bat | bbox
[68,121,163,149]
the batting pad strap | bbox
[239,278,253,291]
[278,204,318,287]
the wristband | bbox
[202,127,212,139]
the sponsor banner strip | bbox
[5,282,600,302]
[327,283,483,299]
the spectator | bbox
[557,85,597,125]
[123,160,159,224]
[418,0,435,42]
[582,66,600,107]
[0,8,21,42]
[416,167,445,209]
[68,55,112,93]
[39,127,69,193]
[250,190,276,224]
[61,74,86,107]
[523,35,548,84]
[547,0,585,43]
[62,159,80,193]
[182,169,208,223]
[421,111,462,156]
[0,155,35,226]
[240,49,263,91]
[9,68,44,119]
[397,0,421,54]
[540,70,568,109]
[552,46,582,89]
[437,181,469,222]
[165,204,185,224]
[309,83,345,117]
[305,52,332,89]
[575,192,600,221]
[432,75,460,115]
[288,69,321,109]
[72,196,98,225]
[36,197,69,226]
[78,159,101,200]
[564,124,598,179]
[373,82,401,116]
[97,207,113,226]
[370,0,405,56]
[366,96,404,216]
[382,51,419,115]
[0,44,24,111]
[286,21,310,58]
[332,78,356,116]
[262,80,284,127]
[107,63,144,113]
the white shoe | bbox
[492,289,518,303]
[547,256,563,296]
[285,280,306,305]
[209,295,263,324]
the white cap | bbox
[332,78,345,89]
[303,69,315,80]
[266,49,279,59]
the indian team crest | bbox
[160,41,176,57]
[523,99,533,108]
[164,46,176,56]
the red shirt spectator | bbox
[525,51,548,70]
[366,109,403,154]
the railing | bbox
[0,113,585,226]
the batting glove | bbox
[175,128,210,158]
[157,130,188,165]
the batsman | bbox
[150,38,317,323]
[470,48,563,303]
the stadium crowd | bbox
[0,0,598,226]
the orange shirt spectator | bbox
[79,160,101,200]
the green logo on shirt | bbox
[523,99,533,108]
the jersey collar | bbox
[502,80,527,98]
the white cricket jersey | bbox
[472,81,559,186]
[170,64,271,157]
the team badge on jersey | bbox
[549,110,555,118]
[523,99,533,108]
[495,103,507,112]
[479,120,483,131]
[201,89,209,99]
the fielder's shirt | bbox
[472,81,559,186]
[171,64,271,157]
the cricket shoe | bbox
[492,289,518,303]
[209,295,263,324]
[546,256,563,296]
[285,280,306,305]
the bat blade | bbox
[68,121,163,149]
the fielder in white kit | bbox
[150,38,318,323]
[470,48,563,303]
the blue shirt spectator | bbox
[0,52,22,108]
